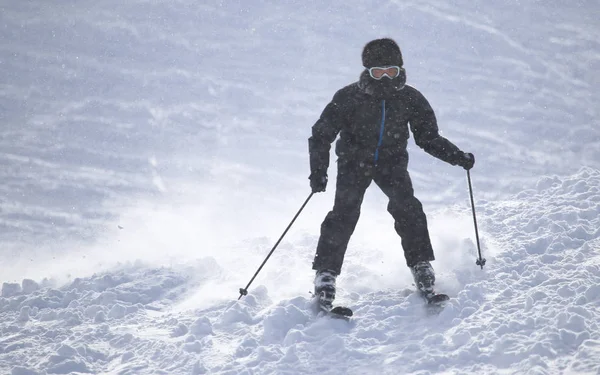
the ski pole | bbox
[467,170,486,269]
[238,192,314,299]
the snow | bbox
[1,169,599,374]
[1,1,599,374]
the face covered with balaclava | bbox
[360,38,407,98]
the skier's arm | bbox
[409,90,465,166]
[308,91,345,174]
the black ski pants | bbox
[312,159,435,275]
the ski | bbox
[421,292,449,314]
[312,299,353,320]
[424,293,449,305]
[327,306,353,320]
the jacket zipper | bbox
[374,100,386,164]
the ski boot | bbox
[314,269,337,312]
[411,261,449,305]
[313,270,353,318]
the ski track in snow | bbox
[1,168,599,374]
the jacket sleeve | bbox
[408,89,464,165]
[308,90,346,174]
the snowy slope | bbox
[1,168,599,374]
[2,0,600,374]
[1,0,598,250]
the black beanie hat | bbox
[362,38,403,68]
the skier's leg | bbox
[312,159,372,275]
[373,163,435,268]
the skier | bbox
[308,38,475,312]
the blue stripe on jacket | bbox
[374,100,386,163]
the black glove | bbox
[456,152,475,170]
[309,170,328,193]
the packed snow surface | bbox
[2,0,599,374]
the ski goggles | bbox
[368,66,403,80]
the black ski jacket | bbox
[309,71,465,174]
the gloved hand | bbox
[456,152,475,170]
[309,170,328,193]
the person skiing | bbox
[308,38,475,311]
